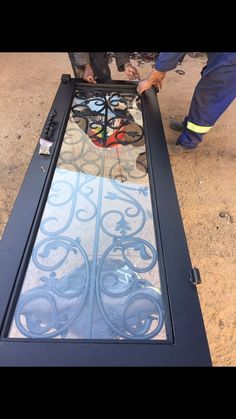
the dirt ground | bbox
[0,53,235,365]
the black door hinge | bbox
[190,267,201,285]
[39,109,57,155]
[41,109,57,142]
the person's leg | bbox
[90,53,111,83]
[68,53,84,78]
[176,70,236,149]
[68,53,78,77]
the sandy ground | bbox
[0,53,235,365]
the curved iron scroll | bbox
[12,89,165,340]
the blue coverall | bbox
[156,53,236,148]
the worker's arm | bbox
[115,53,140,80]
[155,52,186,71]
[72,52,96,83]
[137,52,186,94]
[73,53,90,66]
[114,53,130,71]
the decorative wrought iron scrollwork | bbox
[72,89,144,148]
[100,179,147,239]
[12,88,166,340]
[95,239,163,339]
[15,236,90,338]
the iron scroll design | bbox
[12,88,165,340]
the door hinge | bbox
[190,267,201,285]
[39,109,57,155]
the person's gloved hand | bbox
[84,63,96,83]
[125,63,140,80]
[137,70,166,94]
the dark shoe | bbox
[176,132,200,149]
[170,120,186,132]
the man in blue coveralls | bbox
[137,53,236,150]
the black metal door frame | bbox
[0,76,211,366]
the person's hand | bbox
[137,70,166,94]
[83,64,96,83]
[153,71,166,90]
[125,63,140,80]
[137,79,152,95]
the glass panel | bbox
[9,87,169,340]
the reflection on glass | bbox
[9,88,167,340]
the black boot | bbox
[170,120,186,132]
